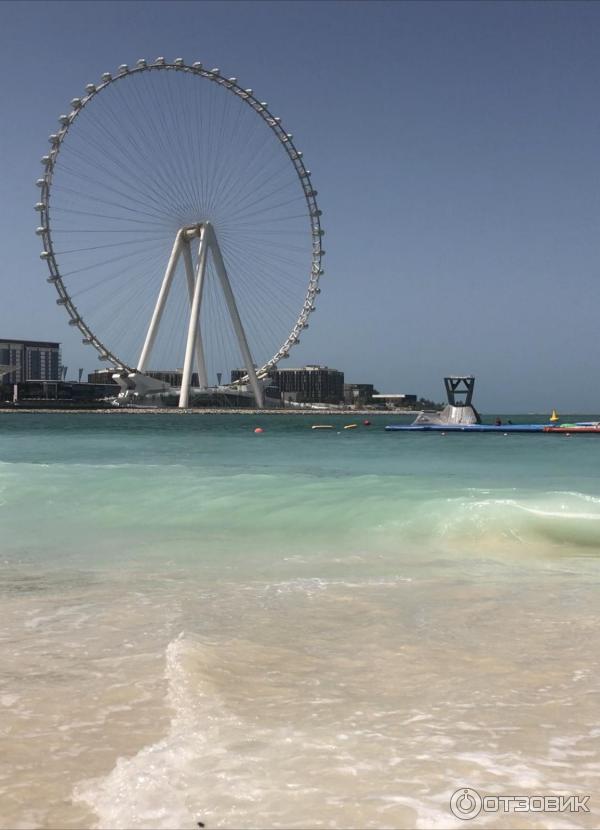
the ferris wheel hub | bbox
[182,223,207,241]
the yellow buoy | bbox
[550,409,559,422]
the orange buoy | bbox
[254,427,264,434]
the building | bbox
[372,393,418,409]
[0,380,118,406]
[344,383,375,407]
[0,338,60,385]
[244,365,344,404]
[88,369,199,387]
[88,369,118,385]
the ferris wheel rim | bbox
[35,57,324,378]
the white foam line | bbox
[467,498,600,521]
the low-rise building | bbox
[344,383,375,407]
[372,393,418,409]
[0,380,117,406]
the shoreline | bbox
[0,407,417,416]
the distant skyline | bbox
[2,1,600,409]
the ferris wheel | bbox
[35,57,324,407]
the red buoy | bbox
[363,420,371,426]
[254,427,264,434]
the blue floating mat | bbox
[385,424,546,433]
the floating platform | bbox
[385,424,545,433]
[544,425,600,434]
[386,423,600,434]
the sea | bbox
[1,412,599,830]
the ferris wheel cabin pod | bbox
[36,57,324,408]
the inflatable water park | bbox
[385,376,600,434]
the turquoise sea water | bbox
[2,413,600,829]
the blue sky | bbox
[2,0,600,410]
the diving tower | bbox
[412,375,481,426]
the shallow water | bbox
[1,413,599,828]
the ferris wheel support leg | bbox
[138,229,184,373]
[207,225,264,408]
[181,238,209,390]
[179,226,209,409]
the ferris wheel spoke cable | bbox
[209,277,235,381]
[197,267,257,377]
[224,190,306,227]
[129,74,190,193]
[199,82,231,214]
[60,114,179,217]
[176,75,225,212]
[205,116,265,217]
[219,247,303,305]
[70,248,165,301]
[50,205,169,230]
[226,177,307,219]
[51,229,169,236]
[217,237,299,290]
[218,242,302,318]
[106,261,176,341]
[110,75,197,213]
[223,270,297,348]
[218,147,294,230]
[50,183,182,227]
[53,150,187,221]
[94,277,153,340]
[58,241,168,280]
[173,73,217,209]
[232,220,309,234]
[58,252,166,296]
[148,276,183,368]
[52,236,168,256]
[230,235,310,255]
[182,83,220,213]
[185,78,211,211]
[74,286,162,352]
[209,115,294,210]
[215,151,295,222]
[219,231,309,268]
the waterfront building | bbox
[344,383,375,407]
[371,393,418,409]
[88,369,118,385]
[0,380,117,406]
[0,338,60,385]
[234,365,345,404]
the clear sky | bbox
[2,0,600,410]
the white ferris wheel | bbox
[35,57,324,407]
